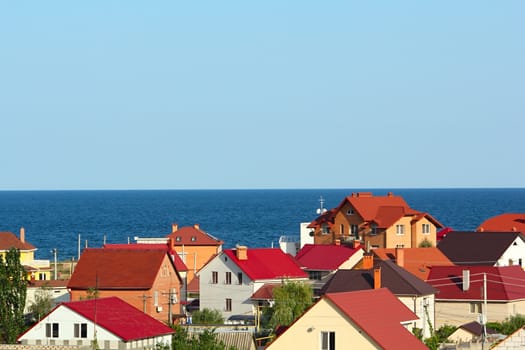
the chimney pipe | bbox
[20,227,25,243]
[462,270,470,291]
[194,224,200,230]
[362,254,373,270]
[236,245,248,260]
[353,240,360,249]
[374,267,381,289]
[334,239,341,246]
[395,247,405,267]
[172,223,178,233]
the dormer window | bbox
[346,208,355,215]
[175,236,182,242]
[191,236,196,242]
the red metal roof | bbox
[0,231,36,251]
[478,213,525,233]
[295,244,362,271]
[223,248,307,281]
[166,225,223,246]
[63,297,173,341]
[68,248,180,290]
[104,243,188,272]
[427,265,525,301]
[251,283,281,300]
[325,289,427,350]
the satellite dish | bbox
[316,208,321,214]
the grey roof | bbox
[437,231,524,265]
[320,260,437,297]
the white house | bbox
[198,246,308,321]
[18,297,174,349]
[25,279,70,315]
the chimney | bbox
[462,270,470,291]
[236,245,248,260]
[334,239,341,246]
[374,267,381,289]
[168,237,175,252]
[20,227,25,243]
[387,192,393,197]
[353,240,360,249]
[395,247,405,267]
[171,223,178,233]
[194,224,200,230]
[362,254,373,269]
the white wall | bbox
[497,237,525,267]
[398,294,435,339]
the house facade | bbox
[266,288,427,350]
[68,248,183,323]
[199,246,308,320]
[308,192,443,249]
[18,297,174,349]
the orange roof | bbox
[68,248,180,290]
[372,248,454,281]
[0,231,36,251]
[104,243,188,272]
[166,224,223,246]
[477,213,525,233]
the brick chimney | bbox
[194,223,200,230]
[236,245,248,260]
[334,239,341,246]
[362,254,373,269]
[20,227,25,243]
[387,192,393,197]
[353,240,360,249]
[374,267,381,289]
[171,223,178,233]
[395,247,405,267]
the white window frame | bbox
[422,223,430,234]
[346,208,355,215]
[321,224,329,235]
[396,224,405,235]
[320,331,335,350]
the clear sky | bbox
[1,1,523,190]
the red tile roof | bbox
[62,297,173,341]
[187,275,200,293]
[104,243,188,272]
[223,248,307,281]
[325,289,427,350]
[0,231,36,251]
[68,248,180,290]
[295,244,362,271]
[478,213,525,233]
[166,224,223,246]
[427,265,525,301]
[251,283,281,300]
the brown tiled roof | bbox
[0,231,36,251]
[437,231,523,265]
[320,260,437,296]
[478,213,525,233]
[68,248,178,290]
[166,225,223,246]
[373,248,454,280]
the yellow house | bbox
[309,192,443,249]
[0,228,52,281]
[266,288,427,350]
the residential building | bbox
[437,231,525,267]
[0,228,52,281]
[265,288,428,350]
[427,265,525,328]
[294,242,364,295]
[477,213,525,233]
[199,246,308,321]
[25,279,70,314]
[372,247,454,281]
[18,296,174,349]
[447,321,498,343]
[492,326,525,350]
[320,256,437,338]
[307,192,443,249]
[68,248,183,323]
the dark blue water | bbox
[1,189,524,261]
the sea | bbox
[0,188,524,261]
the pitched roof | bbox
[166,224,223,246]
[222,248,307,281]
[325,289,427,350]
[373,248,454,281]
[251,283,281,300]
[437,231,524,265]
[427,265,525,301]
[478,213,525,233]
[103,243,188,272]
[458,321,498,336]
[61,297,172,341]
[295,244,362,271]
[68,248,179,290]
[0,231,36,251]
[320,260,437,296]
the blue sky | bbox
[1,1,523,190]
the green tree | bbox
[266,281,313,330]
[27,283,53,323]
[487,314,525,335]
[0,248,28,343]
[191,308,224,325]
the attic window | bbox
[176,237,182,242]
[514,242,518,246]
[191,236,196,242]
[347,208,355,215]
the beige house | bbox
[266,288,427,350]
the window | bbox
[225,298,232,312]
[237,272,243,285]
[321,224,329,235]
[211,271,218,284]
[320,331,335,350]
[396,224,405,235]
[396,244,405,248]
[422,224,430,234]
[370,224,377,236]
[154,291,159,306]
[74,323,88,338]
[346,208,355,215]
[46,323,59,338]
[191,236,196,242]
[340,224,345,235]
[308,271,322,281]
[470,302,482,314]
[225,272,232,284]
[351,225,358,238]
[39,273,47,280]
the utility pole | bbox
[482,272,487,350]
[139,294,152,314]
[52,248,58,280]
